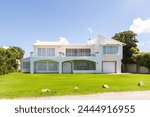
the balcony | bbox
[30,52,97,63]
[31,51,99,57]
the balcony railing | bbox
[31,52,99,57]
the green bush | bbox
[0,47,24,75]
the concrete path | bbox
[20,91,150,100]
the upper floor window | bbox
[66,49,91,56]
[37,48,55,56]
[103,46,118,55]
[47,48,55,56]
[38,48,46,56]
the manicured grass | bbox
[0,73,150,98]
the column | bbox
[59,62,62,74]
[30,52,34,73]
[117,60,121,73]
[96,60,101,73]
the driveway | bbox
[20,91,150,100]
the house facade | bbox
[21,35,124,74]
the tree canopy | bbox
[0,46,24,75]
[133,52,150,73]
[10,46,25,59]
[112,30,139,72]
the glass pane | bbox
[48,62,57,70]
[103,46,118,54]
[38,62,47,70]
[74,60,96,70]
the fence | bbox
[125,64,149,73]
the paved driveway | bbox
[20,91,150,100]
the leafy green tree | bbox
[0,48,5,74]
[10,46,25,59]
[133,52,150,73]
[132,54,142,65]
[142,53,150,73]
[112,30,139,72]
[132,52,143,72]
[0,46,24,75]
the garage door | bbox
[102,61,116,73]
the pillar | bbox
[59,62,62,74]
[117,60,121,73]
[30,52,34,73]
[96,60,101,73]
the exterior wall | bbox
[73,70,96,73]
[126,64,149,73]
[139,66,149,73]
[126,64,137,73]
[116,60,121,73]
[21,39,123,74]
[25,56,122,74]
[21,57,30,72]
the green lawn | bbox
[0,73,150,98]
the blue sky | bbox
[0,0,150,57]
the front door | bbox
[63,62,72,73]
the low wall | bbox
[139,66,149,73]
[126,64,137,73]
[126,64,149,73]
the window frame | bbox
[47,48,55,56]
[23,62,30,69]
[103,45,118,55]
[66,48,91,56]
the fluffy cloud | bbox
[87,27,93,33]
[130,18,150,33]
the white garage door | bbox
[102,61,116,73]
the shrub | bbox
[0,47,24,75]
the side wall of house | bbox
[21,57,30,72]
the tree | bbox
[10,46,25,59]
[141,53,150,73]
[133,52,150,73]
[132,52,143,72]
[0,46,24,75]
[112,30,139,72]
[0,48,8,75]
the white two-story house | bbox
[21,35,124,74]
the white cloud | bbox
[59,37,69,44]
[130,18,150,33]
[87,27,93,33]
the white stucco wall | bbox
[21,57,30,72]
[22,35,124,74]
